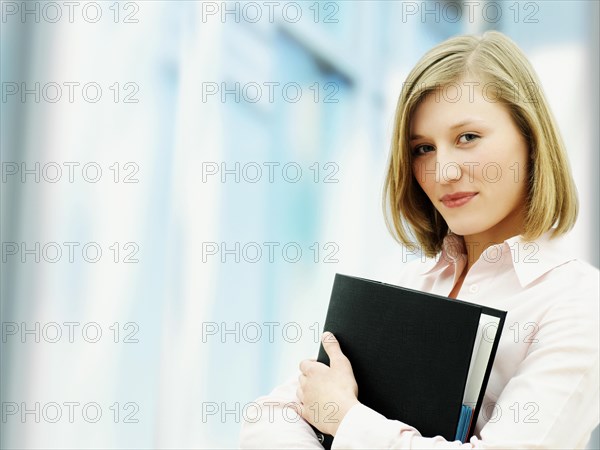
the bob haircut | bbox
[383,30,578,257]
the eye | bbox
[458,133,479,144]
[412,144,435,156]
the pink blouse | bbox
[239,229,600,448]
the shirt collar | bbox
[417,229,577,287]
[504,230,578,287]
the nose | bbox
[435,148,463,184]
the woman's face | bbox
[409,79,529,243]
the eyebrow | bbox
[410,119,487,141]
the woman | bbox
[239,31,599,448]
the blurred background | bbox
[1,0,598,448]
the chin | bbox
[444,221,487,237]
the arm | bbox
[332,293,600,448]
[239,332,359,448]
[239,374,324,449]
[241,274,599,449]
[241,297,599,449]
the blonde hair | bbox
[383,30,578,257]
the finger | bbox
[296,386,304,404]
[322,332,349,367]
[299,359,311,374]
[299,358,320,375]
[288,400,303,418]
[322,331,337,345]
[298,373,307,387]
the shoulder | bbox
[554,258,599,284]
[509,229,599,300]
[542,259,599,309]
[537,256,599,295]
[528,259,600,347]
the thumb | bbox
[322,332,349,367]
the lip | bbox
[440,192,478,208]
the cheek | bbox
[515,148,530,185]
[469,145,524,185]
[412,160,430,188]
[411,162,419,182]
[491,146,529,187]
[412,162,425,189]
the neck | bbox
[461,210,525,271]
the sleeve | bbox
[332,288,600,449]
[239,373,324,449]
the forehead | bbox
[410,81,509,132]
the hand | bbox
[296,332,360,436]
